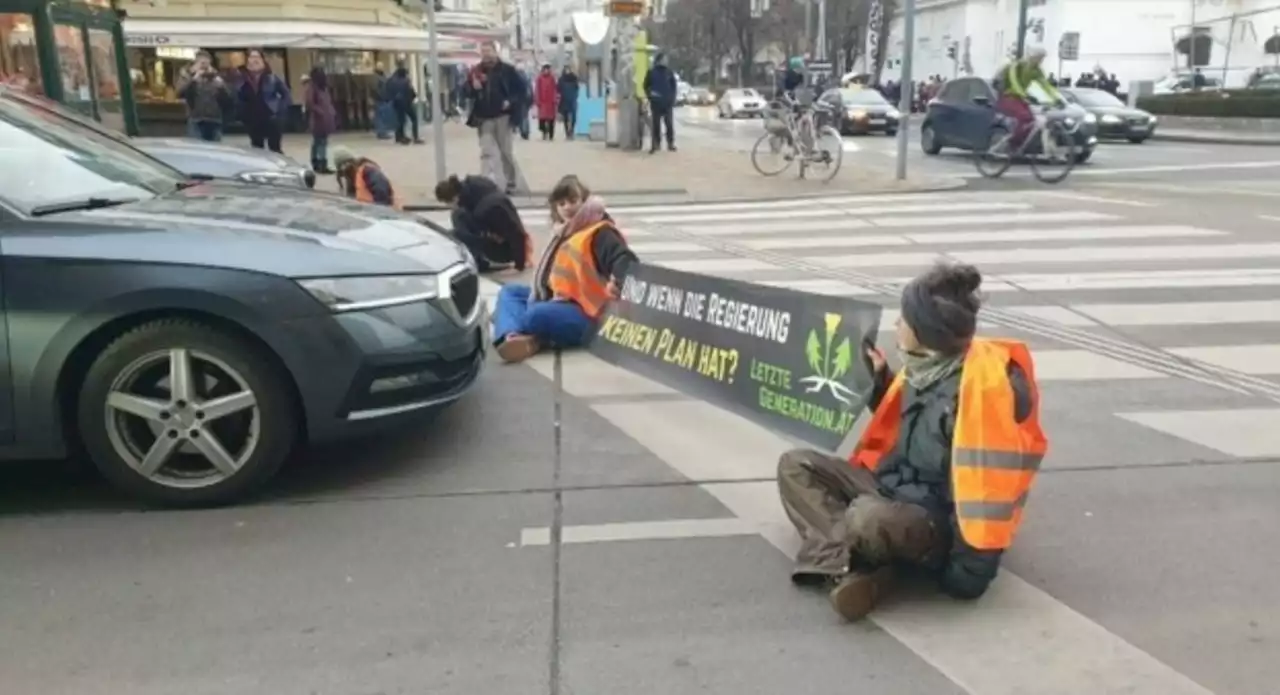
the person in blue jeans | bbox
[492,176,637,364]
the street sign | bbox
[607,0,644,16]
[1059,31,1080,61]
[749,0,770,19]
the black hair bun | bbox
[921,262,982,312]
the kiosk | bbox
[0,0,137,133]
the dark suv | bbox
[919,76,1099,163]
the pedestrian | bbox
[236,48,290,153]
[557,65,580,139]
[776,262,1046,622]
[642,52,677,153]
[333,146,399,209]
[434,173,532,273]
[373,65,393,140]
[534,64,559,140]
[463,41,521,194]
[490,175,637,364]
[386,65,421,145]
[177,50,230,142]
[512,66,532,141]
[305,66,337,173]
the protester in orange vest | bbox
[491,175,636,364]
[332,147,398,208]
[434,173,532,273]
[776,262,1047,622]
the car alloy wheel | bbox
[921,124,941,155]
[104,347,260,489]
[78,319,297,506]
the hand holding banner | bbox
[588,263,884,452]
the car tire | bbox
[921,123,942,155]
[77,319,298,507]
[1127,136,1147,144]
[1075,149,1093,164]
[885,129,898,137]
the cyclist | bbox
[780,57,806,99]
[994,45,1065,149]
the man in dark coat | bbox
[642,52,678,153]
[434,174,530,273]
[557,66,580,139]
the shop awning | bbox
[123,19,474,53]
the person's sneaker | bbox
[829,566,894,622]
[496,334,540,363]
[667,143,677,152]
[790,570,838,588]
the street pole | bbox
[426,0,446,183]
[894,0,914,181]
[816,0,827,61]
[804,0,812,56]
[1015,0,1029,59]
[1189,0,1197,72]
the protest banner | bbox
[588,263,883,452]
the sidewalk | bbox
[280,123,963,207]
[1150,115,1280,146]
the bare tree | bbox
[870,0,896,84]
[716,0,760,86]
[647,0,733,87]
[824,0,871,74]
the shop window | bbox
[88,28,124,131]
[0,13,42,95]
[54,23,92,110]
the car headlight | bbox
[886,108,901,119]
[1150,114,1158,123]
[298,274,442,312]
[1084,113,1099,123]
[1100,114,1120,123]
[238,170,307,188]
[849,109,867,119]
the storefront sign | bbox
[589,264,883,451]
[127,34,171,46]
[606,0,645,16]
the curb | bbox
[1151,132,1280,146]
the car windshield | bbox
[837,88,889,106]
[1067,88,1124,107]
[732,89,759,99]
[0,90,184,215]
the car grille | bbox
[449,269,479,321]
[1128,116,1149,125]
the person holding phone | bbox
[177,50,231,142]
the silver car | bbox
[136,138,316,189]
[717,88,765,119]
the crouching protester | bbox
[333,147,399,209]
[434,174,532,273]
[491,176,636,364]
[777,262,1047,622]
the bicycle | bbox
[974,103,1080,183]
[751,93,843,182]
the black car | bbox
[920,76,1099,163]
[818,87,901,135]
[0,87,484,506]
[1062,87,1157,143]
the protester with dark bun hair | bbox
[777,262,1048,622]
[434,173,531,273]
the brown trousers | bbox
[777,448,946,579]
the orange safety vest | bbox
[850,338,1048,551]
[353,163,402,210]
[546,220,624,320]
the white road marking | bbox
[1164,344,1280,375]
[810,242,1280,269]
[1070,159,1280,176]
[868,210,1118,228]
[520,517,764,546]
[739,225,1224,250]
[1118,408,1280,457]
[1031,191,1158,208]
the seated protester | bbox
[333,147,399,209]
[434,174,532,273]
[776,262,1046,622]
[491,175,636,364]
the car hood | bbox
[49,181,468,277]
[135,138,304,178]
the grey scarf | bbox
[533,195,608,302]
[900,349,963,390]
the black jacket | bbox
[865,358,1034,600]
[457,175,528,269]
[465,61,519,122]
[643,65,678,108]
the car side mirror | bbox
[971,95,991,106]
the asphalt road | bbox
[4,155,1280,694]
[674,105,1280,187]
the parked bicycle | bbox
[751,92,843,181]
[974,104,1080,183]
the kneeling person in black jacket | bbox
[434,174,531,273]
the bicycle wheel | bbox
[810,125,844,182]
[751,131,794,176]
[1029,120,1079,184]
[974,123,1016,179]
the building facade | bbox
[878,0,1280,88]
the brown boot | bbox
[829,566,894,621]
[496,334,540,363]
